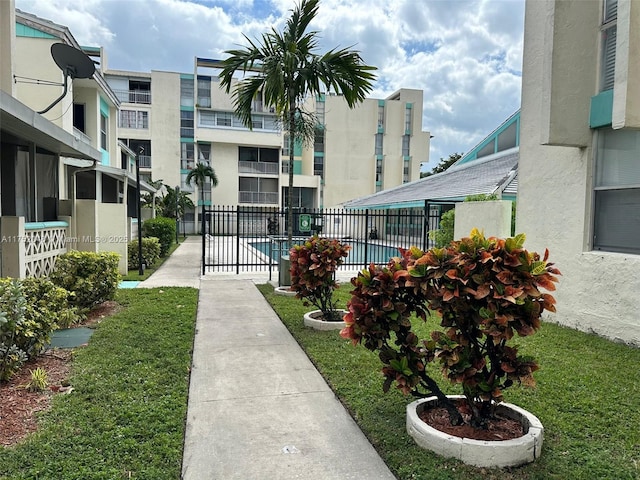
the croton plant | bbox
[340,229,561,428]
[289,236,351,322]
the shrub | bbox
[26,367,48,392]
[341,229,560,428]
[289,236,351,321]
[0,280,28,381]
[51,251,120,310]
[142,217,175,256]
[128,237,161,270]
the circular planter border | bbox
[274,286,297,296]
[406,395,543,468]
[303,309,347,331]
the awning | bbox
[63,159,157,193]
[1,90,101,161]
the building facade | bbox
[1,5,151,274]
[518,0,640,344]
[103,58,430,233]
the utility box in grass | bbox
[454,200,513,240]
[279,255,291,287]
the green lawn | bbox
[258,283,640,480]
[0,288,198,480]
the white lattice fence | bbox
[24,224,68,278]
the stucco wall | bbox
[454,201,512,240]
[519,0,640,345]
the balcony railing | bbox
[113,89,151,104]
[238,161,279,175]
[238,191,278,204]
[138,155,152,168]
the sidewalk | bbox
[138,237,396,480]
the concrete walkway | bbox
[138,237,396,480]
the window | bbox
[593,128,640,254]
[197,76,211,108]
[119,110,149,129]
[375,133,383,156]
[316,99,325,125]
[314,129,324,153]
[180,78,194,107]
[217,112,232,127]
[100,114,108,150]
[180,110,194,138]
[73,103,86,132]
[314,157,324,177]
[181,143,195,172]
[405,105,412,133]
[376,158,384,183]
[402,135,410,156]
[600,0,617,92]
[378,104,385,129]
[198,143,211,164]
[128,80,151,104]
[403,159,410,183]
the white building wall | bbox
[519,0,640,345]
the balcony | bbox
[238,191,278,204]
[113,89,151,104]
[73,127,92,145]
[238,161,279,175]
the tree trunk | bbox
[287,92,296,249]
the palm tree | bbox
[186,162,218,232]
[218,0,377,246]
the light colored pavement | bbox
[138,237,396,480]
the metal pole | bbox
[136,146,144,275]
[175,185,180,244]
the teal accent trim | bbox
[197,140,212,145]
[16,23,57,39]
[293,160,302,175]
[197,200,212,206]
[101,149,109,166]
[180,73,195,80]
[378,99,385,107]
[316,94,326,102]
[405,103,412,109]
[100,97,109,116]
[590,90,613,128]
[313,151,324,157]
[378,126,384,134]
[180,137,195,143]
[294,138,303,156]
[82,46,101,54]
[403,156,411,161]
[376,154,383,161]
[458,110,521,166]
[180,106,195,112]
[180,169,190,174]
[25,221,68,230]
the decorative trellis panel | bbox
[24,226,67,278]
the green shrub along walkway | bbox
[0,288,198,480]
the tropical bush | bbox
[128,237,161,270]
[51,251,120,310]
[143,217,175,256]
[341,229,560,428]
[289,236,351,321]
[0,277,80,381]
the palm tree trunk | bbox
[287,91,296,249]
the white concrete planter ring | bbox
[303,309,347,331]
[274,286,297,296]
[406,395,544,468]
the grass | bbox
[258,283,640,480]
[0,287,198,480]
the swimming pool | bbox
[249,239,403,266]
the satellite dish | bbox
[37,43,96,114]
[51,43,96,79]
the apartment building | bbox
[518,0,640,344]
[1,4,151,274]
[102,58,430,232]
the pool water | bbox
[249,240,402,266]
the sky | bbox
[15,0,525,171]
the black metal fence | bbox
[201,205,447,276]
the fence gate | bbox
[201,204,446,276]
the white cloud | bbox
[15,0,524,169]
